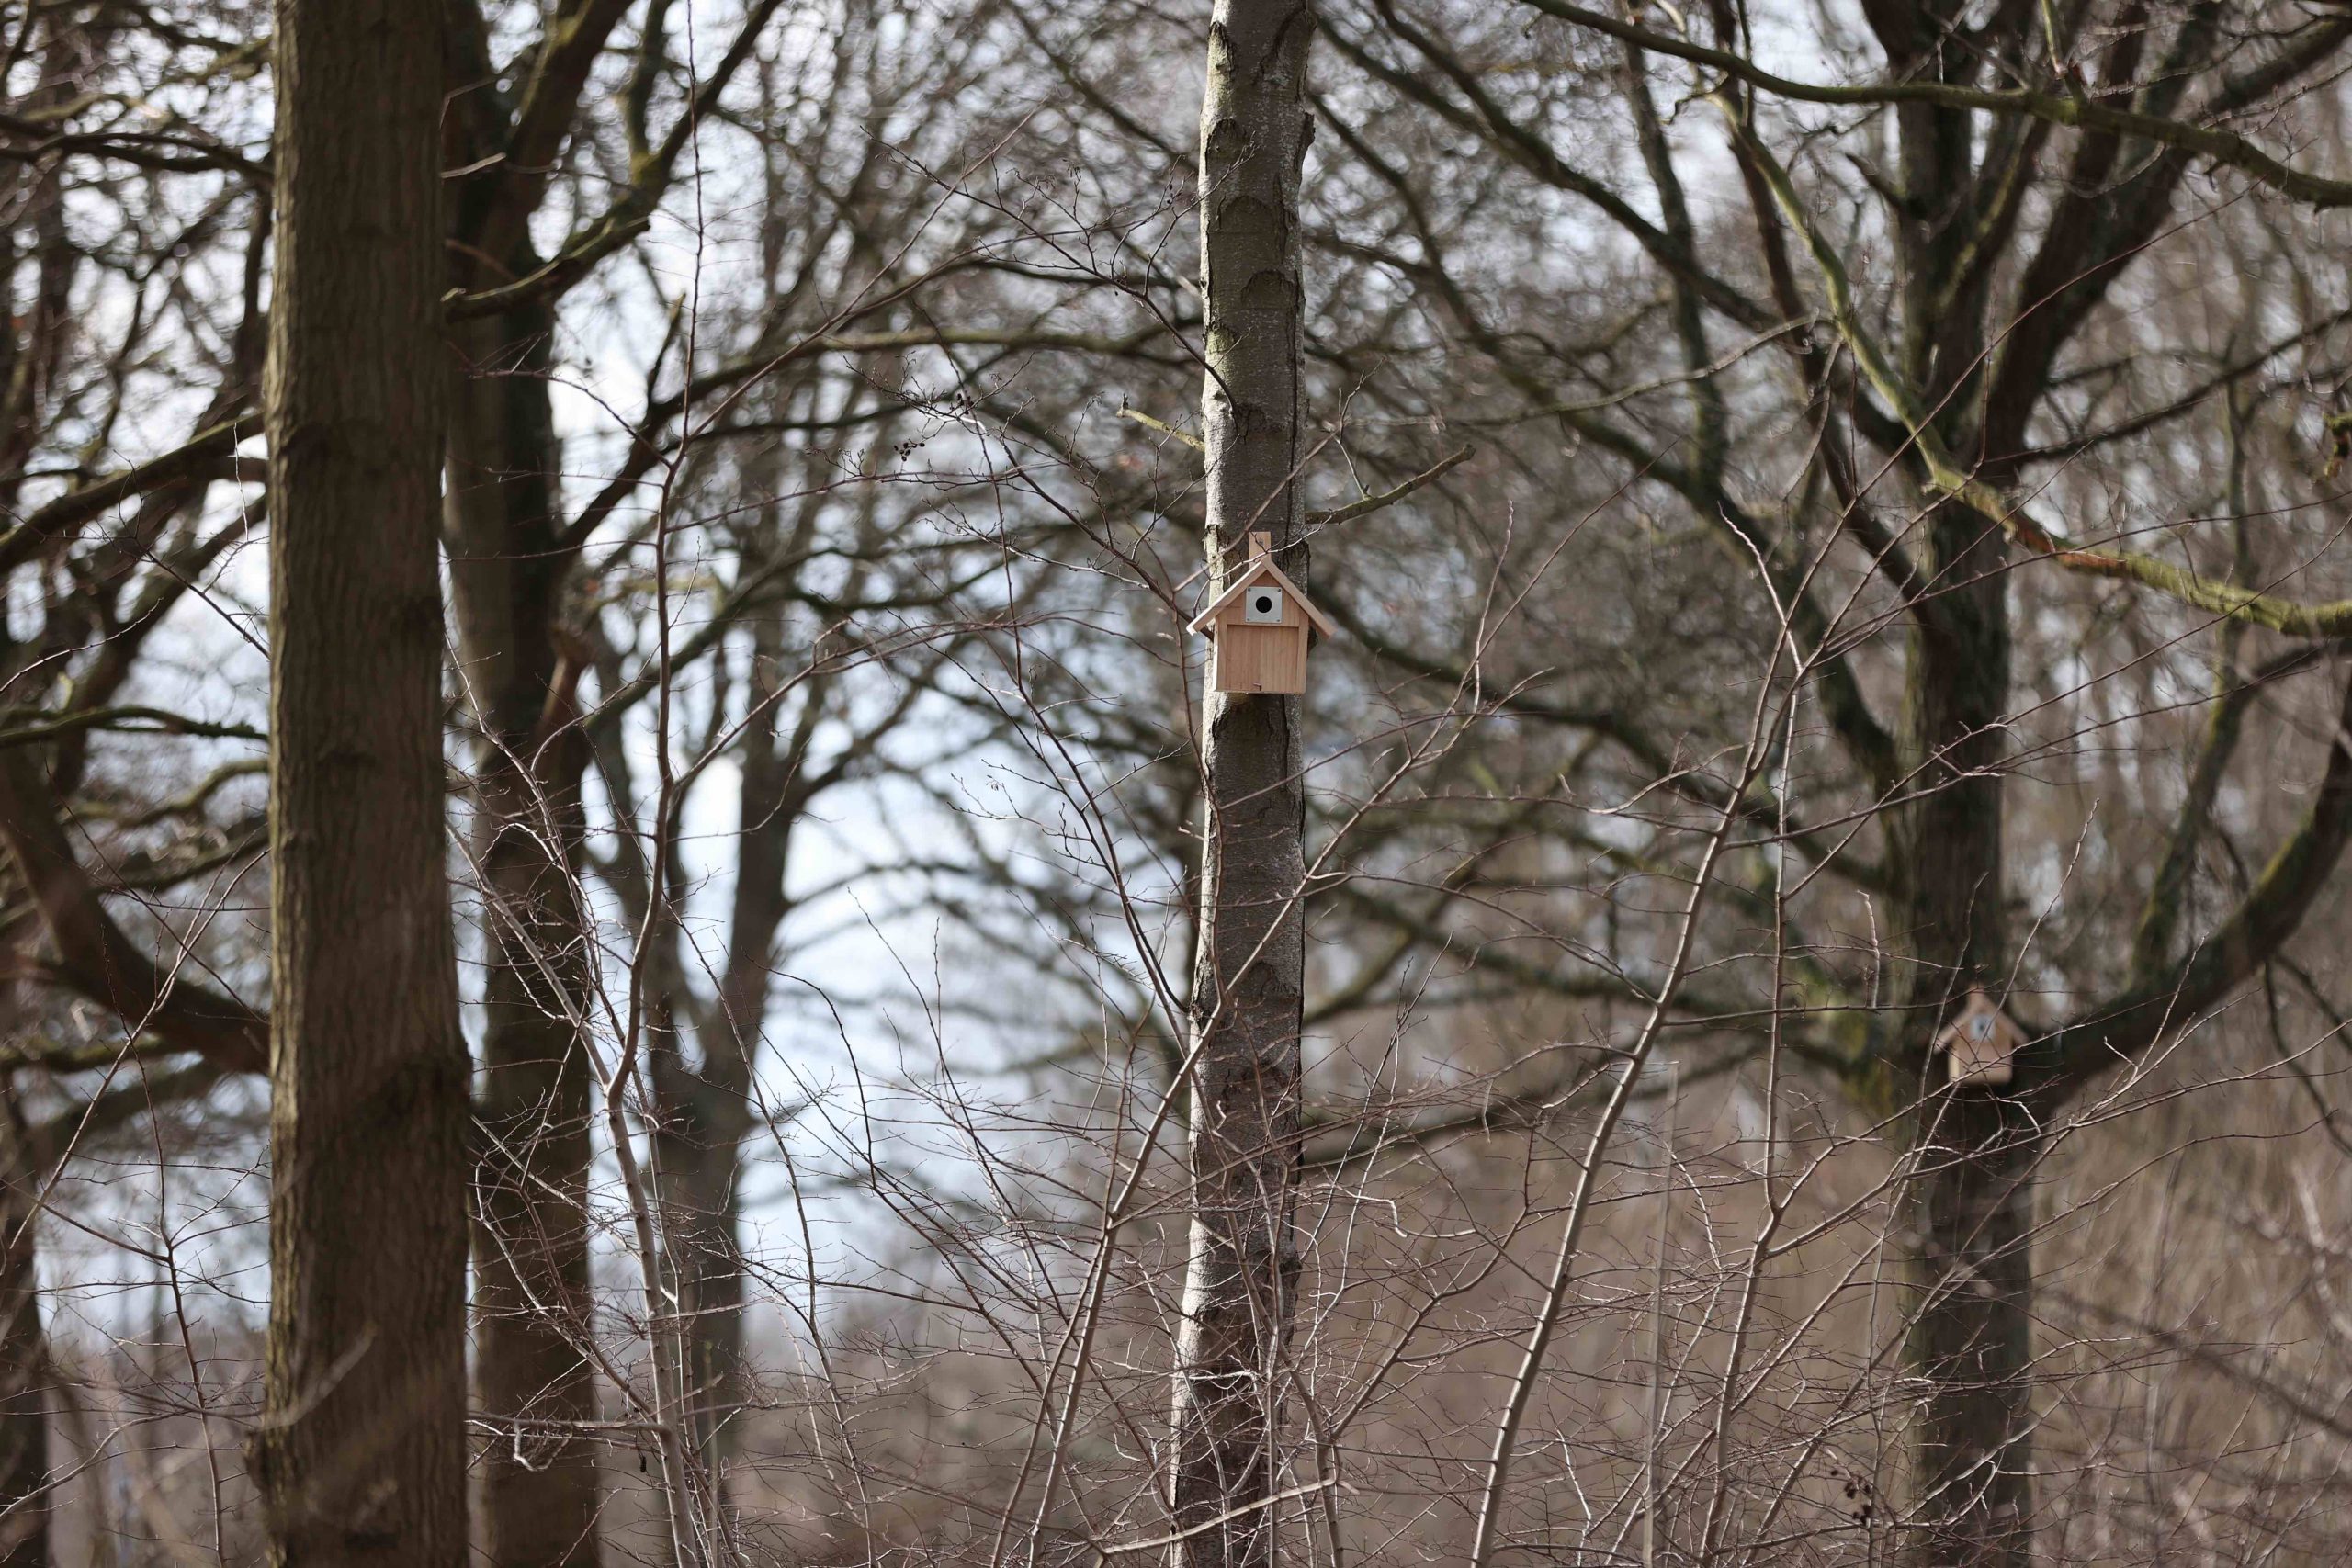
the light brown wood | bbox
[1937,989,2024,1086]
[1187,557,1340,638]
[1198,551,1326,694]
[1209,575,1309,695]
[1210,620,1307,694]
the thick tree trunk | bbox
[446,302,602,1568]
[1169,6,1314,1565]
[254,1,469,1562]
[0,27,84,1560]
[1891,506,2028,1567]
[1905,1095,2037,1568]
[0,1083,45,1568]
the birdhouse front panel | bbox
[1241,582,1285,624]
[1211,617,1308,694]
[1937,991,2024,1087]
[1946,1020,2014,1086]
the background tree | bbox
[1285,3,2352,1561]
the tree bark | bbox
[446,300,602,1568]
[254,1,468,1562]
[1889,502,2027,1568]
[661,593,805,1478]
[0,26,98,1558]
[1169,6,1314,1565]
[438,13,616,1552]
[0,1081,45,1568]
[1904,1093,2036,1568]
[1844,8,2037,1554]
[651,1084,752,1472]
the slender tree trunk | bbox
[0,1081,45,1568]
[1892,507,2030,1568]
[652,1091,752,1471]
[659,603,797,1477]
[0,28,87,1543]
[446,302,602,1568]
[1169,6,1314,1564]
[433,14,605,1552]
[254,1,468,1562]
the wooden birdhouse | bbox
[1937,989,2025,1087]
[1186,531,1337,695]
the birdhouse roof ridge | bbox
[1185,549,1340,638]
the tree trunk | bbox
[0,24,85,1559]
[652,1090,751,1472]
[0,1082,46,1568]
[658,602,797,1479]
[1169,6,1314,1564]
[446,301,602,1568]
[1891,504,2028,1567]
[254,1,468,1561]
[1905,1094,2036,1568]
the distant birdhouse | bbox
[1937,989,2025,1087]
[1186,531,1336,695]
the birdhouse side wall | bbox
[1211,619,1307,694]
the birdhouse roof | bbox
[1933,989,2026,1054]
[1185,538,1339,638]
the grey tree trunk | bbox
[651,1085,752,1470]
[1169,6,1314,1565]
[678,594,805,1473]
[254,0,469,1562]
[651,695,786,1475]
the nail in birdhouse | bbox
[1186,531,1336,695]
[1937,989,2024,1087]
